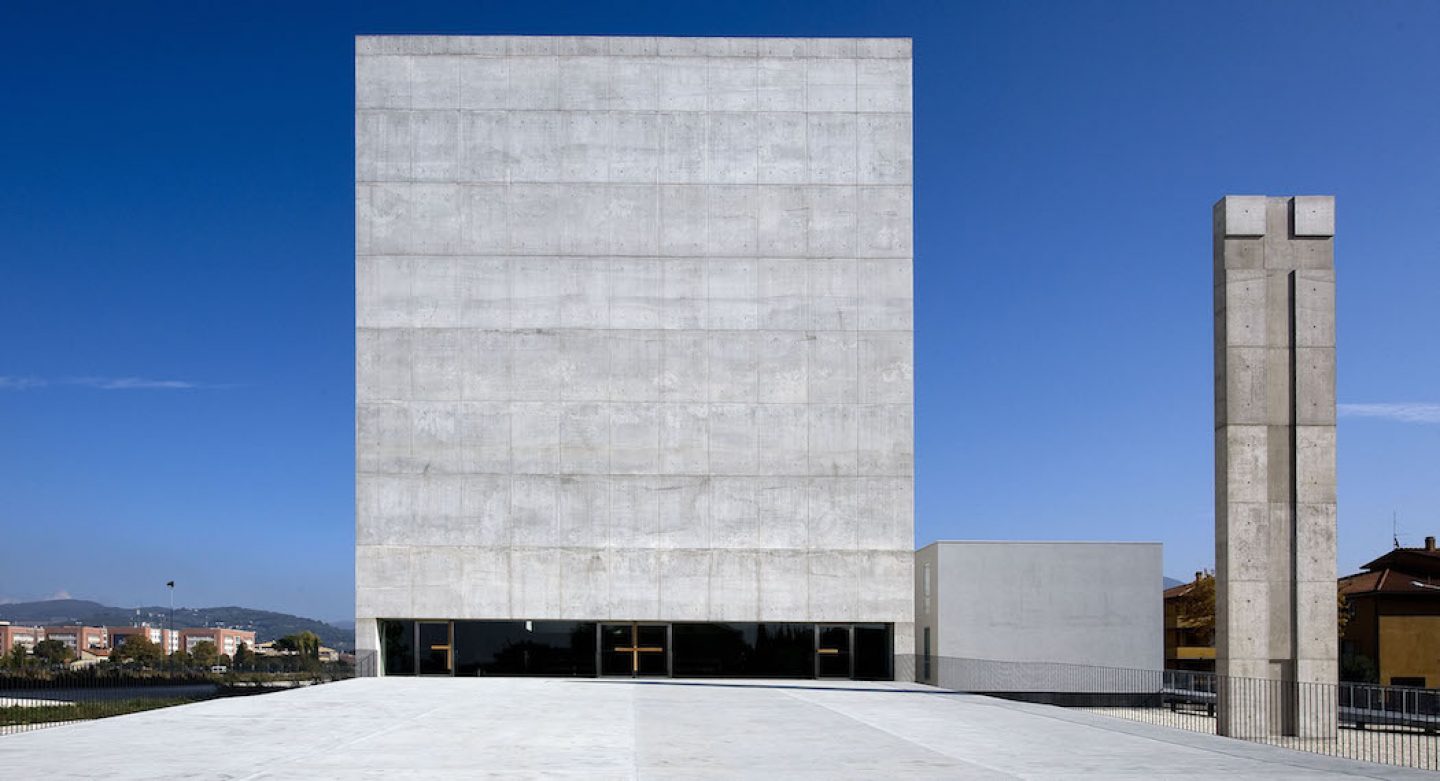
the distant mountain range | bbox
[0,599,354,652]
[1163,576,1185,589]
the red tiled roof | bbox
[1340,568,1440,596]
[1163,582,1196,599]
[1362,547,1440,578]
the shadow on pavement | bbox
[568,678,966,696]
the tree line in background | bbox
[1173,572,1376,683]
[0,631,340,676]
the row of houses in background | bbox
[1164,536,1440,689]
[0,623,258,663]
[1337,538,1440,688]
[249,639,341,662]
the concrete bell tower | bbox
[1213,195,1337,737]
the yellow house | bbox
[1163,573,1215,672]
[1339,537,1440,688]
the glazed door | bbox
[852,624,892,680]
[417,621,453,676]
[600,622,670,677]
[815,624,852,678]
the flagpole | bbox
[167,580,175,674]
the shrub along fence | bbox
[0,667,354,737]
[919,656,1439,772]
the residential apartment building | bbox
[180,628,256,657]
[107,625,180,654]
[41,626,107,651]
[0,623,45,653]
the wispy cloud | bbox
[1339,403,1440,424]
[68,377,207,390]
[0,375,225,391]
[0,376,46,390]
[0,590,71,604]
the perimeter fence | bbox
[920,656,1439,772]
[0,667,353,737]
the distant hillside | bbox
[1163,576,1184,589]
[0,599,353,652]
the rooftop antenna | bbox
[1393,511,1400,549]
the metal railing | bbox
[917,656,1439,771]
[355,649,379,678]
[0,666,355,737]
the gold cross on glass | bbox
[612,624,663,674]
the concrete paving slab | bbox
[0,678,1430,779]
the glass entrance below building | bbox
[417,621,452,675]
[600,622,669,676]
[815,624,853,678]
[377,620,892,680]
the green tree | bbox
[1341,652,1378,684]
[113,635,164,667]
[190,640,219,669]
[1337,587,1352,635]
[170,649,192,670]
[231,641,253,670]
[275,631,321,660]
[2,642,27,670]
[32,638,74,666]
[1178,572,1354,644]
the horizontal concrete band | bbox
[356,183,913,259]
[356,36,912,59]
[356,107,914,117]
[358,173,915,185]
[358,551,913,621]
[360,545,914,553]
[357,409,913,478]
[1217,428,1337,503]
[357,339,914,401]
[357,259,912,333]
[357,110,913,186]
[357,58,910,117]
[1218,195,1335,238]
[358,479,913,548]
[358,468,916,481]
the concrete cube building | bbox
[355,36,913,679]
[914,541,1163,700]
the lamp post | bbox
[166,580,175,675]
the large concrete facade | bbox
[914,541,1163,692]
[1213,195,1337,736]
[355,36,914,671]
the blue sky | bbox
[2,1,1437,622]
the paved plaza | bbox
[1,678,1431,779]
